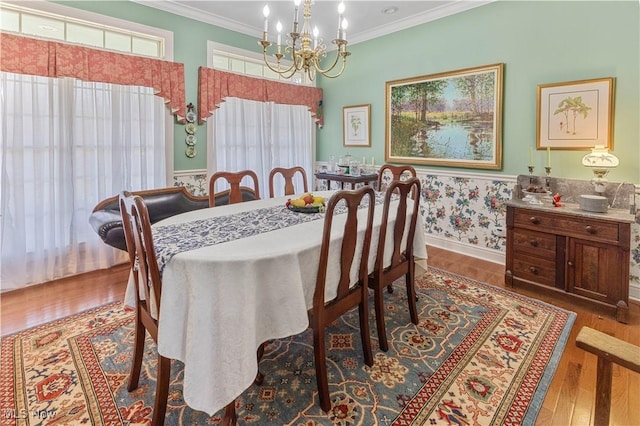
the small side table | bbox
[315,172,378,190]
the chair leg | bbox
[221,401,238,426]
[127,312,146,391]
[254,342,266,385]
[151,354,171,426]
[373,287,389,352]
[359,298,374,366]
[406,271,418,325]
[313,327,331,412]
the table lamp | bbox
[581,145,619,193]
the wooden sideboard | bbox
[505,201,633,323]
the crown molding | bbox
[349,1,495,45]
[131,0,494,44]
[132,0,262,37]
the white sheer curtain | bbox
[207,97,314,196]
[0,72,169,292]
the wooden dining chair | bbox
[368,177,422,352]
[309,186,375,412]
[268,166,309,198]
[208,170,261,207]
[376,164,417,192]
[120,192,242,425]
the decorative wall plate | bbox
[186,111,197,123]
[185,145,197,158]
[185,123,197,134]
[185,134,197,146]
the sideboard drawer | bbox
[512,228,556,259]
[512,256,556,288]
[513,209,620,243]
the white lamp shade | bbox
[582,145,619,168]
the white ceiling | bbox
[133,1,492,45]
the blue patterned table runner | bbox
[153,193,387,274]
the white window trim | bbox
[1,0,174,60]
[207,40,315,87]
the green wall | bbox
[57,1,639,183]
[318,0,639,182]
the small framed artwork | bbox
[537,77,614,150]
[343,104,371,147]
[385,63,504,169]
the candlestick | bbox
[545,166,552,190]
[546,147,551,167]
[528,165,535,185]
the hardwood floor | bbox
[2,247,638,425]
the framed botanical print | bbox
[343,104,371,147]
[537,77,614,150]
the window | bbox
[205,43,316,196]
[0,2,171,59]
[1,72,169,291]
[208,41,313,86]
[0,2,175,291]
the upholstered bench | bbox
[89,186,257,251]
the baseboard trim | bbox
[425,234,505,265]
[630,283,640,302]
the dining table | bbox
[124,189,428,417]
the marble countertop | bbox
[506,199,636,224]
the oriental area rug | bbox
[1,268,575,426]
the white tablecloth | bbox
[124,190,428,416]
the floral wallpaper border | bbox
[172,168,640,300]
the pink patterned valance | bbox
[0,32,186,121]
[198,67,323,125]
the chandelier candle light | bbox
[259,0,350,80]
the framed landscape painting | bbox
[385,63,504,169]
[536,77,614,150]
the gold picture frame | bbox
[385,63,504,169]
[343,104,371,147]
[536,77,614,150]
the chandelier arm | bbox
[262,49,298,76]
[314,51,350,79]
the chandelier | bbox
[259,0,350,81]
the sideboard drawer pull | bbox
[529,216,540,225]
[529,266,538,274]
[529,238,538,247]
[585,225,596,234]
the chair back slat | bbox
[120,192,162,329]
[314,187,375,310]
[209,170,261,207]
[377,164,417,191]
[376,178,421,272]
[269,166,309,198]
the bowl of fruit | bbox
[522,185,551,205]
[286,193,326,213]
